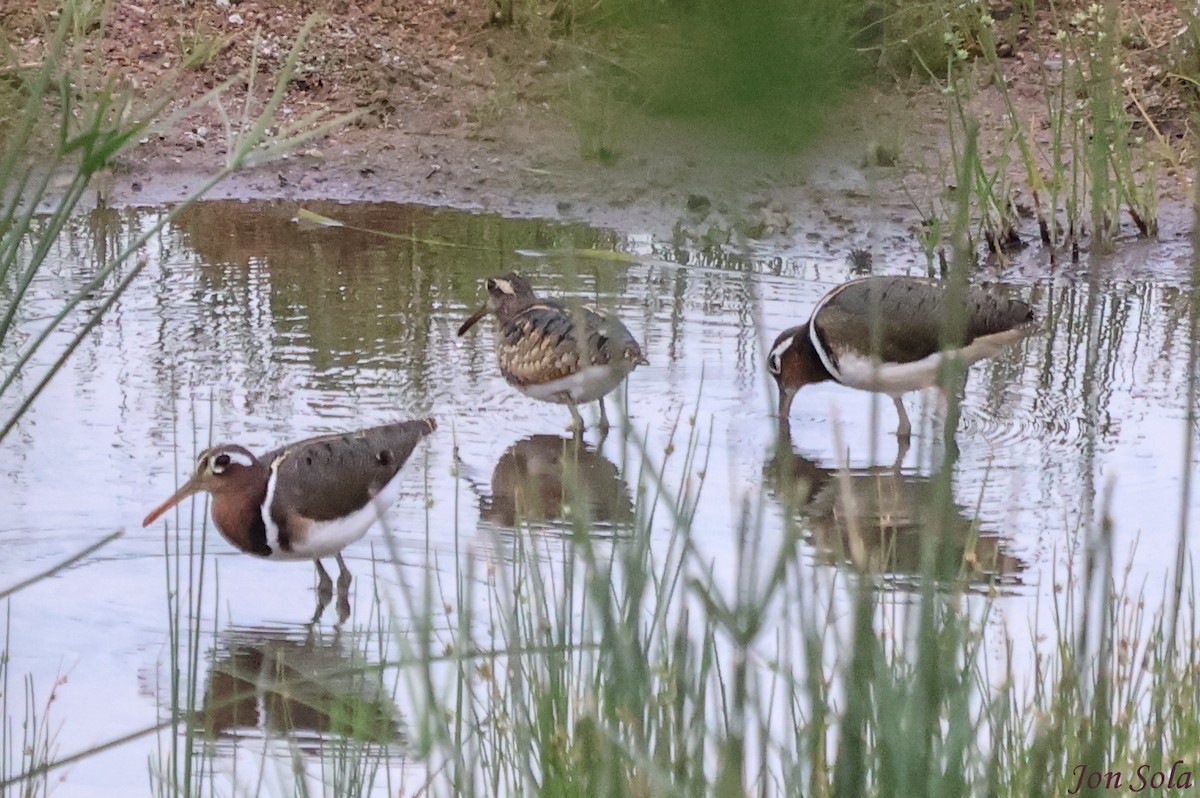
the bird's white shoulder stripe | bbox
[807,291,843,383]
[260,456,284,554]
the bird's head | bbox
[767,324,829,420]
[142,445,264,527]
[458,272,537,335]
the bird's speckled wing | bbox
[497,300,645,388]
[815,277,1033,365]
[264,419,436,525]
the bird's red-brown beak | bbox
[142,478,201,527]
[457,303,488,336]
[777,382,797,421]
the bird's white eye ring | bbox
[207,450,253,474]
[767,334,795,376]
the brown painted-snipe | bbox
[767,276,1035,437]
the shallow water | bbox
[1,199,1197,794]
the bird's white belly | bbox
[835,327,1028,395]
[518,364,629,404]
[284,505,378,559]
[836,351,946,394]
[265,469,408,560]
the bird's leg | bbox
[891,432,910,473]
[892,395,912,439]
[940,407,962,468]
[335,553,352,590]
[937,364,967,467]
[598,397,610,432]
[315,558,334,598]
[311,559,334,625]
[777,411,793,444]
[309,598,328,627]
[565,397,585,435]
[335,554,352,624]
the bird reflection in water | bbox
[200,626,404,750]
[480,435,634,531]
[765,436,1023,588]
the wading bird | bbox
[767,276,1034,437]
[458,272,647,433]
[143,419,436,615]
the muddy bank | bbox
[97,95,934,259]
[98,96,1194,276]
[11,0,1193,262]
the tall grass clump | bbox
[0,608,61,798]
[152,451,218,798]
[492,0,871,153]
[1065,0,1159,244]
[623,0,868,149]
[385,415,1200,797]
[929,0,1167,260]
[873,0,1178,262]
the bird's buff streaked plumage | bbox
[458,272,647,430]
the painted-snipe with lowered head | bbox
[458,272,648,432]
[143,419,437,614]
[767,276,1035,437]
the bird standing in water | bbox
[143,419,436,618]
[458,272,648,433]
[767,276,1035,437]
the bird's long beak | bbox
[457,303,488,336]
[777,383,797,421]
[142,478,200,527]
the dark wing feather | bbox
[817,277,1033,365]
[962,286,1035,340]
[266,419,436,525]
[497,300,644,387]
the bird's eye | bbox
[211,453,231,474]
[767,354,781,375]
[485,278,497,291]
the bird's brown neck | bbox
[211,478,272,556]
[794,324,835,385]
